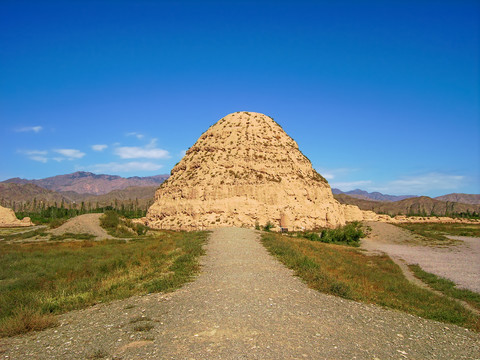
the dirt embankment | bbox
[48,213,113,239]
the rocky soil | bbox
[1,227,478,359]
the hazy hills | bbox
[0,183,71,204]
[332,188,480,206]
[0,172,165,211]
[2,171,168,195]
[0,182,157,204]
[334,194,480,216]
[434,193,480,205]
[331,188,418,202]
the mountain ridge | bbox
[434,193,480,205]
[334,194,480,216]
[2,171,169,195]
[331,188,418,202]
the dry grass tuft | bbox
[133,323,154,332]
[0,307,58,337]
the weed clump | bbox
[263,221,274,232]
[134,323,154,332]
[0,307,57,337]
[87,349,109,359]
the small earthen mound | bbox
[0,205,33,227]
[49,213,113,239]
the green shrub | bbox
[298,222,365,246]
[100,211,120,230]
[134,223,148,236]
[100,211,148,238]
[49,219,67,229]
[263,221,274,232]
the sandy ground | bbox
[48,213,113,239]
[362,221,480,293]
[1,227,478,359]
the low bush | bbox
[263,221,274,232]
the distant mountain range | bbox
[331,188,418,202]
[332,188,480,205]
[334,194,480,216]
[2,171,169,195]
[0,182,157,205]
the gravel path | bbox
[362,222,480,293]
[1,227,479,359]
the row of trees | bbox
[1,197,153,212]
[15,205,148,224]
[2,198,153,224]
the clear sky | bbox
[1,0,478,197]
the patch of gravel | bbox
[1,227,479,359]
[48,213,113,239]
[362,221,480,293]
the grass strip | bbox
[1,228,48,241]
[409,264,480,311]
[395,223,480,242]
[0,230,207,337]
[261,232,479,331]
[49,233,96,241]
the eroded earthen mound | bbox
[146,111,351,231]
[0,205,33,227]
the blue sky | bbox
[0,0,478,197]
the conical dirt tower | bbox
[146,111,346,230]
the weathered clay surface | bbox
[0,205,33,227]
[146,111,348,231]
[343,205,378,222]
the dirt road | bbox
[1,227,479,359]
[362,222,480,293]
